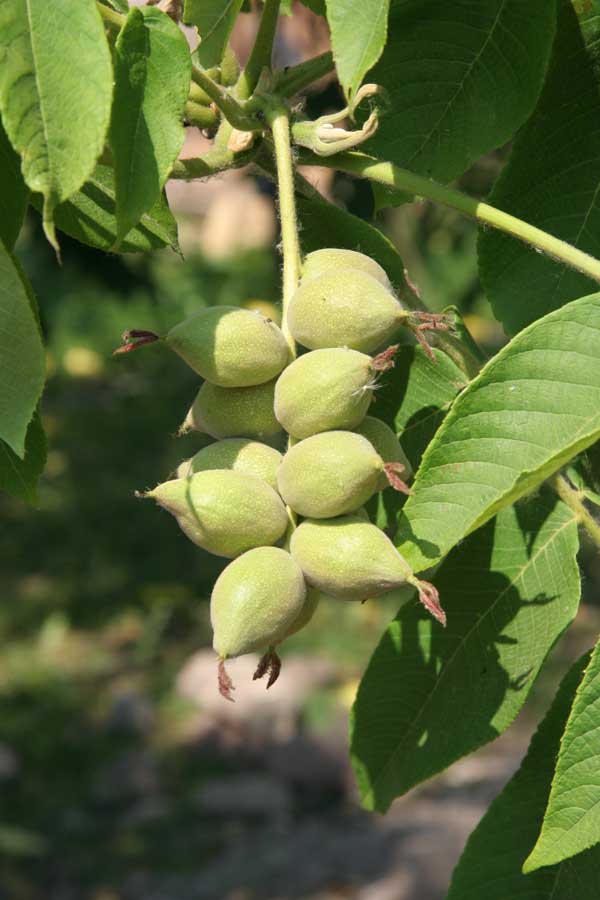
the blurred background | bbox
[2,3,599,899]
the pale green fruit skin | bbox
[147,470,287,558]
[277,431,383,518]
[274,348,373,439]
[177,439,282,491]
[302,249,392,290]
[290,514,412,601]
[355,417,413,489]
[185,378,282,440]
[283,586,319,639]
[288,269,404,353]
[166,306,289,387]
[211,547,307,658]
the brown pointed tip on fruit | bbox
[354,416,413,490]
[177,438,282,491]
[274,348,374,439]
[288,268,406,353]
[277,430,385,518]
[183,378,282,440]
[144,470,287,558]
[211,546,307,660]
[165,306,290,387]
[301,248,393,291]
[290,514,443,624]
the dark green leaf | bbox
[0,242,45,457]
[183,0,244,67]
[479,0,600,335]
[32,165,179,254]
[0,120,28,250]
[447,654,600,900]
[525,638,600,871]
[369,0,556,187]
[374,345,469,472]
[325,0,390,99]
[397,292,600,573]
[0,0,113,248]
[110,6,190,243]
[0,412,46,504]
[296,192,408,293]
[351,491,580,812]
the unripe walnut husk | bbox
[177,438,282,491]
[144,470,287,558]
[274,348,374,439]
[288,268,405,353]
[354,417,413,490]
[166,306,289,387]
[290,514,445,624]
[277,431,386,518]
[183,378,282,440]
[302,248,392,291]
[211,546,307,659]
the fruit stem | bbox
[191,64,261,131]
[296,150,600,286]
[265,99,300,356]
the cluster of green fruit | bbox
[120,249,444,700]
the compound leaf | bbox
[479,0,600,335]
[325,0,390,99]
[0,242,45,458]
[31,165,179,255]
[0,120,28,250]
[183,0,244,67]
[0,0,112,248]
[0,412,46,505]
[525,638,600,871]
[396,292,600,573]
[351,491,580,812]
[447,654,600,900]
[110,6,190,243]
[369,0,556,187]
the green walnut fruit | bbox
[145,470,287,558]
[284,586,319,638]
[290,515,445,624]
[274,348,374,439]
[211,546,307,659]
[182,378,282,440]
[288,269,405,353]
[177,438,282,491]
[166,306,289,387]
[355,417,413,489]
[277,431,387,518]
[302,248,392,290]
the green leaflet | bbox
[0,242,45,458]
[368,0,556,189]
[110,7,190,244]
[183,0,244,67]
[479,0,600,335]
[0,412,46,505]
[351,491,580,812]
[397,292,600,573]
[31,165,179,255]
[447,654,600,900]
[0,121,28,250]
[524,637,600,871]
[325,0,390,100]
[0,0,113,248]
